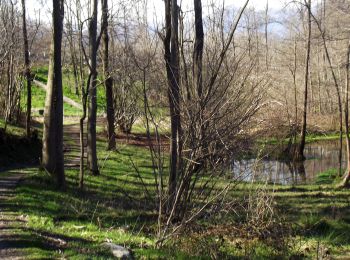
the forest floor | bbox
[0,172,26,259]
[2,118,350,258]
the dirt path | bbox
[63,122,87,169]
[0,172,26,259]
[63,117,107,169]
[33,79,83,110]
[0,123,84,259]
[0,119,102,258]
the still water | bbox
[232,141,346,185]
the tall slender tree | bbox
[193,0,204,100]
[296,0,311,161]
[21,0,31,138]
[102,0,116,150]
[42,0,65,188]
[87,0,99,175]
[341,42,350,187]
[163,0,181,211]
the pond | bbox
[232,140,346,185]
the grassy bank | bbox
[31,66,106,115]
[260,132,344,146]
[0,119,41,168]
[0,119,350,258]
[7,163,350,258]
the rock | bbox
[102,242,133,259]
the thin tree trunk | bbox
[4,3,16,130]
[102,0,116,150]
[21,0,31,138]
[193,0,204,100]
[87,0,99,175]
[78,1,87,190]
[42,0,65,188]
[317,45,322,114]
[79,75,90,190]
[309,5,343,176]
[296,0,311,161]
[292,37,298,147]
[163,0,181,211]
[341,42,350,187]
[265,0,269,70]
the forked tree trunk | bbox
[163,0,181,211]
[102,0,116,150]
[42,0,65,188]
[87,0,99,175]
[296,0,311,161]
[21,0,31,138]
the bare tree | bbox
[163,0,181,211]
[296,0,311,161]
[309,3,344,176]
[341,42,350,187]
[21,0,32,138]
[87,0,100,175]
[42,0,65,188]
[2,1,21,130]
[102,0,116,150]
[156,0,259,245]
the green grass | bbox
[305,132,346,143]
[260,132,344,146]
[8,157,350,258]
[1,126,177,258]
[274,184,350,258]
[21,79,81,117]
[32,66,106,115]
[0,118,26,136]
[2,119,350,258]
[315,168,342,185]
[5,145,188,258]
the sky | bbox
[221,0,285,10]
[26,0,323,36]
[27,0,287,23]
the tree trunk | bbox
[42,0,65,188]
[293,37,298,144]
[309,3,343,177]
[265,0,269,70]
[79,81,89,190]
[163,0,181,211]
[21,0,31,138]
[87,0,99,175]
[102,0,116,150]
[341,42,350,187]
[296,0,311,161]
[193,0,204,99]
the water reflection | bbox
[233,141,346,185]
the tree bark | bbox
[163,0,181,211]
[296,0,311,161]
[21,0,31,138]
[265,0,269,70]
[193,0,204,100]
[42,0,65,188]
[341,42,350,187]
[309,3,343,176]
[87,0,99,175]
[102,0,116,150]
